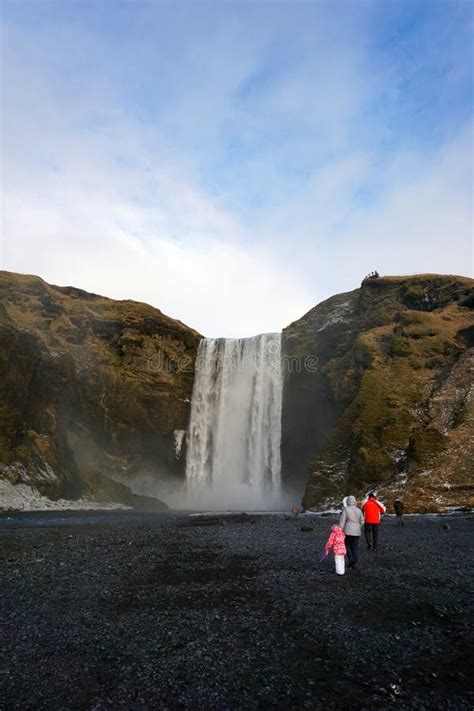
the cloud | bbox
[1,1,472,338]
[3,189,313,338]
[260,123,473,299]
[1,82,312,336]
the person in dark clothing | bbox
[364,522,379,549]
[394,499,405,526]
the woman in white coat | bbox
[339,495,364,568]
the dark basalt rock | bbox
[2,513,472,709]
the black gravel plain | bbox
[0,511,473,710]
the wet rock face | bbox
[282,274,474,512]
[0,271,201,505]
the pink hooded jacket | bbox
[325,526,347,556]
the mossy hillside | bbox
[283,274,473,512]
[0,271,202,505]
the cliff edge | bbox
[0,271,202,509]
[282,274,474,512]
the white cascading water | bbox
[185,333,283,509]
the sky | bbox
[1,0,473,337]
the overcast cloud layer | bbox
[1,1,472,337]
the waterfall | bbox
[185,333,283,509]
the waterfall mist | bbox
[184,333,286,510]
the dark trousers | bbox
[396,514,405,526]
[364,523,379,549]
[345,535,360,564]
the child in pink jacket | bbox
[324,524,347,575]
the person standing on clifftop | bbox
[339,496,364,569]
[362,492,386,550]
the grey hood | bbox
[339,497,364,535]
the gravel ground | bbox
[0,510,473,710]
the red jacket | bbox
[363,498,386,524]
[325,526,347,556]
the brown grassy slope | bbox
[282,274,474,512]
[0,271,201,503]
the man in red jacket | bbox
[362,492,386,550]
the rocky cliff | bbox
[1,270,473,513]
[0,271,201,509]
[282,274,474,512]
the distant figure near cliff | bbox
[394,499,405,526]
